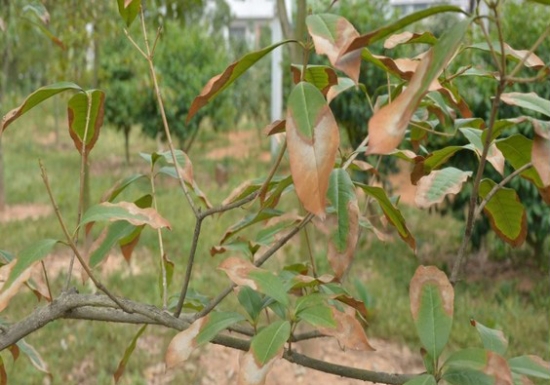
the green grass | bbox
[0,107,548,384]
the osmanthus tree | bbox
[0,0,549,384]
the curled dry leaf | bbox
[218,257,260,290]
[409,266,454,321]
[0,261,35,313]
[264,120,286,136]
[286,82,339,219]
[318,308,374,351]
[384,31,437,49]
[165,317,208,369]
[82,202,172,230]
[238,351,281,385]
[306,14,362,83]
[367,51,432,155]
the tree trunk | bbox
[0,0,11,212]
[276,0,307,64]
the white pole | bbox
[270,13,284,157]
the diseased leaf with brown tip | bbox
[326,77,356,104]
[306,14,362,83]
[238,350,280,385]
[114,325,147,383]
[264,120,286,136]
[286,82,339,219]
[2,82,82,132]
[484,352,513,385]
[67,90,105,156]
[0,261,34,313]
[384,31,437,49]
[415,167,472,209]
[531,119,550,187]
[410,266,454,360]
[366,18,471,155]
[218,257,260,290]
[318,307,374,351]
[479,179,527,247]
[340,5,465,54]
[80,202,172,230]
[165,317,207,369]
[469,42,545,70]
[187,40,294,123]
[326,169,359,279]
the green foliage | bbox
[139,22,236,150]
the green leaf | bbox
[410,266,454,361]
[250,321,291,365]
[89,221,136,267]
[442,368,493,385]
[220,208,283,244]
[343,5,466,51]
[297,304,336,328]
[496,134,543,187]
[248,270,289,307]
[67,90,105,155]
[291,65,338,95]
[254,218,300,246]
[415,167,472,209]
[0,355,6,385]
[7,239,58,288]
[195,312,246,346]
[471,319,508,355]
[187,40,295,122]
[17,339,51,378]
[294,293,328,314]
[403,374,437,385]
[479,179,527,247]
[327,169,359,278]
[113,325,147,383]
[355,184,415,250]
[238,286,263,322]
[0,250,14,265]
[527,0,550,4]
[2,82,82,131]
[101,174,147,202]
[422,146,469,173]
[116,0,140,28]
[443,348,488,371]
[501,92,550,118]
[509,356,550,379]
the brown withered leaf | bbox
[318,308,375,351]
[238,351,281,385]
[532,119,550,187]
[366,51,432,155]
[286,82,339,218]
[306,14,362,83]
[264,120,286,136]
[218,257,260,290]
[0,261,35,313]
[165,317,208,369]
[384,31,437,49]
[484,352,513,385]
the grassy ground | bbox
[0,105,548,384]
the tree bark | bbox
[276,0,307,64]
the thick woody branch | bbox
[0,292,418,385]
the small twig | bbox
[39,160,131,312]
[138,7,199,218]
[40,260,53,301]
[474,162,533,218]
[65,92,93,290]
[476,15,502,73]
[200,191,260,219]
[304,226,317,278]
[342,136,369,170]
[149,172,168,309]
[150,26,162,57]
[173,216,203,318]
[194,214,314,320]
[123,28,147,59]
[507,24,550,80]
[254,139,287,206]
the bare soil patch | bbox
[0,204,52,223]
[205,130,271,162]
